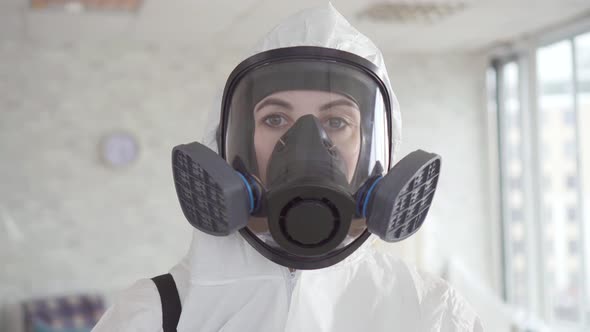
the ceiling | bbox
[1,0,590,53]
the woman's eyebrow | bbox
[255,98,293,112]
[319,99,359,111]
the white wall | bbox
[0,40,223,302]
[382,54,496,286]
[0,39,496,313]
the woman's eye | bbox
[263,114,287,128]
[325,117,348,130]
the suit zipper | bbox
[284,268,298,309]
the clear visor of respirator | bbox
[219,47,392,264]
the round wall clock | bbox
[100,131,140,168]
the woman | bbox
[92,4,483,332]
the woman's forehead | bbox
[255,90,359,109]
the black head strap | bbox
[152,273,181,332]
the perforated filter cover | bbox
[172,142,251,236]
[366,149,441,242]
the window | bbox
[491,27,590,331]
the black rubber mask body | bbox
[264,115,356,257]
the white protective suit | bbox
[92,4,484,332]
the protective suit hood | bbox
[190,2,408,270]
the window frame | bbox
[488,16,590,331]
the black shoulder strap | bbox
[151,273,181,332]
